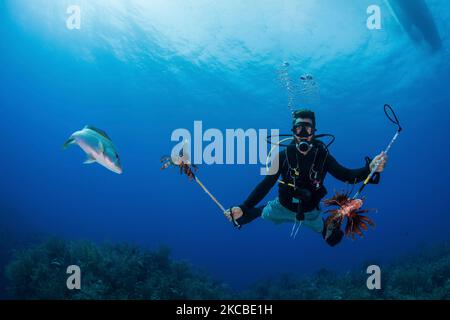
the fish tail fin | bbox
[63,137,75,149]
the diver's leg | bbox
[260,198,297,224]
[321,220,344,247]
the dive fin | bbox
[83,155,96,164]
[63,137,75,149]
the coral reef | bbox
[5,238,232,300]
[0,205,42,298]
[244,242,450,300]
[4,238,449,300]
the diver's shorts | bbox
[261,198,324,233]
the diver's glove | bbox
[370,151,388,173]
[365,157,381,184]
[226,204,265,226]
[224,207,244,223]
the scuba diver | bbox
[224,109,388,246]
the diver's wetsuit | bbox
[237,140,379,246]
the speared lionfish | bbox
[323,190,375,240]
[160,143,198,181]
[322,104,402,240]
[161,142,229,222]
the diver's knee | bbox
[324,229,344,247]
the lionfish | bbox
[160,155,198,181]
[323,190,375,240]
[160,140,198,181]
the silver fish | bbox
[64,126,122,174]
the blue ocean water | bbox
[0,0,449,292]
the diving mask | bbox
[292,120,315,138]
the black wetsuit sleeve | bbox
[241,152,284,210]
[326,154,378,184]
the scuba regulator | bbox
[292,117,316,153]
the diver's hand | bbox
[370,151,388,173]
[224,207,243,222]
